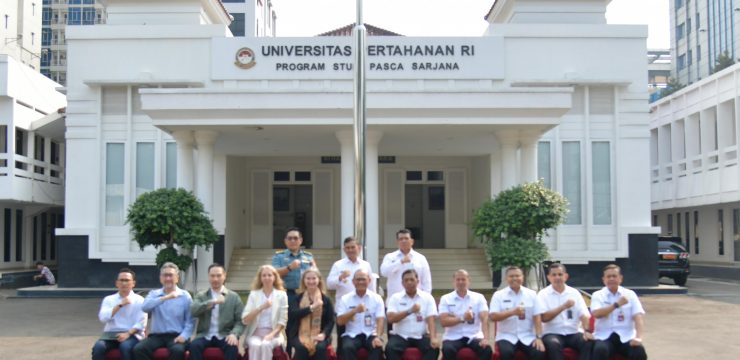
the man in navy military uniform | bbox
[271,227,317,303]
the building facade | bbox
[0,54,66,271]
[650,62,740,266]
[222,0,276,37]
[57,0,656,289]
[40,0,105,86]
[670,0,739,85]
[0,0,42,70]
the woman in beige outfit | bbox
[242,265,289,359]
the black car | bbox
[658,237,690,286]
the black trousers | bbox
[442,337,492,360]
[341,334,382,360]
[385,334,438,360]
[132,333,187,360]
[496,340,544,360]
[290,337,331,360]
[592,333,647,360]
[542,333,592,360]
[189,336,239,360]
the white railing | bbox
[2,153,64,185]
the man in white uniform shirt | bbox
[380,229,432,297]
[91,268,147,360]
[538,263,592,360]
[327,236,376,300]
[438,269,491,360]
[489,266,545,360]
[385,269,439,360]
[590,264,647,360]
[337,270,386,360]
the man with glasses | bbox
[133,262,195,360]
[91,268,146,360]
[272,227,317,302]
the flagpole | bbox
[353,0,368,267]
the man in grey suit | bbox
[189,263,245,360]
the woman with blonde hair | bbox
[242,265,288,359]
[288,267,335,359]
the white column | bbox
[171,130,194,191]
[520,135,540,183]
[496,130,519,190]
[365,131,383,273]
[194,130,219,291]
[336,130,355,253]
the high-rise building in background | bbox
[40,0,105,86]
[222,0,276,37]
[0,0,42,69]
[670,0,739,85]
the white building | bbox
[0,0,42,70]
[0,54,66,271]
[670,0,739,85]
[56,0,656,289]
[650,62,740,265]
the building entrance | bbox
[404,184,445,248]
[272,185,313,248]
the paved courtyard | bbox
[1,276,739,359]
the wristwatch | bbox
[613,303,620,309]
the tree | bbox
[472,180,568,282]
[126,188,218,272]
[659,77,685,98]
[712,51,735,74]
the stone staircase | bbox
[226,248,492,293]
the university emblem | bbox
[234,47,256,69]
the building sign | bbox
[212,37,504,80]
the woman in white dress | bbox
[242,264,288,359]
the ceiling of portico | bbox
[186,124,555,157]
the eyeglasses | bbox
[160,273,177,278]
[285,236,301,241]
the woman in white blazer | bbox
[242,264,289,360]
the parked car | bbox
[658,237,690,286]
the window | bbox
[105,143,125,226]
[678,54,686,70]
[229,13,245,37]
[406,171,422,181]
[0,125,7,168]
[687,18,691,34]
[136,143,155,197]
[667,214,674,235]
[295,171,311,182]
[34,135,45,175]
[719,209,725,256]
[42,8,51,25]
[68,8,81,25]
[653,214,658,227]
[537,141,551,188]
[165,142,177,189]
[696,13,700,31]
[82,8,95,25]
[15,209,22,261]
[273,171,290,182]
[675,0,683,9]
[3,209,10,262]
[427,171,444,181]
[15,128,27,170]
[83,0,95,4]
[42,28,51,46]
[676,23,685,40]
[68,0,81,4]
[563,141,581,225]
[592,142,611,225]
[697,45,701,61]
[694,210,699,254]
[50,141,60,178]
[688,50,693,65]
[4,15,8,30]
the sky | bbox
[273,0,669,49]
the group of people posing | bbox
[91,228,647,360]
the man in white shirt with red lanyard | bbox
[537,263,593,360]
[438,269,491,360]
[590,264,647,360]
[380,229,432,297]
[489,266,545,360]
[385,269,439,360]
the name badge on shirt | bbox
[364,313,373,327]
[617,310,625,322]
[416,313,423,322]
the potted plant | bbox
[472,180,568,288]
[126,188,218,281]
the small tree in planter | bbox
[126,188,218,277]
[472,180,568,288]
